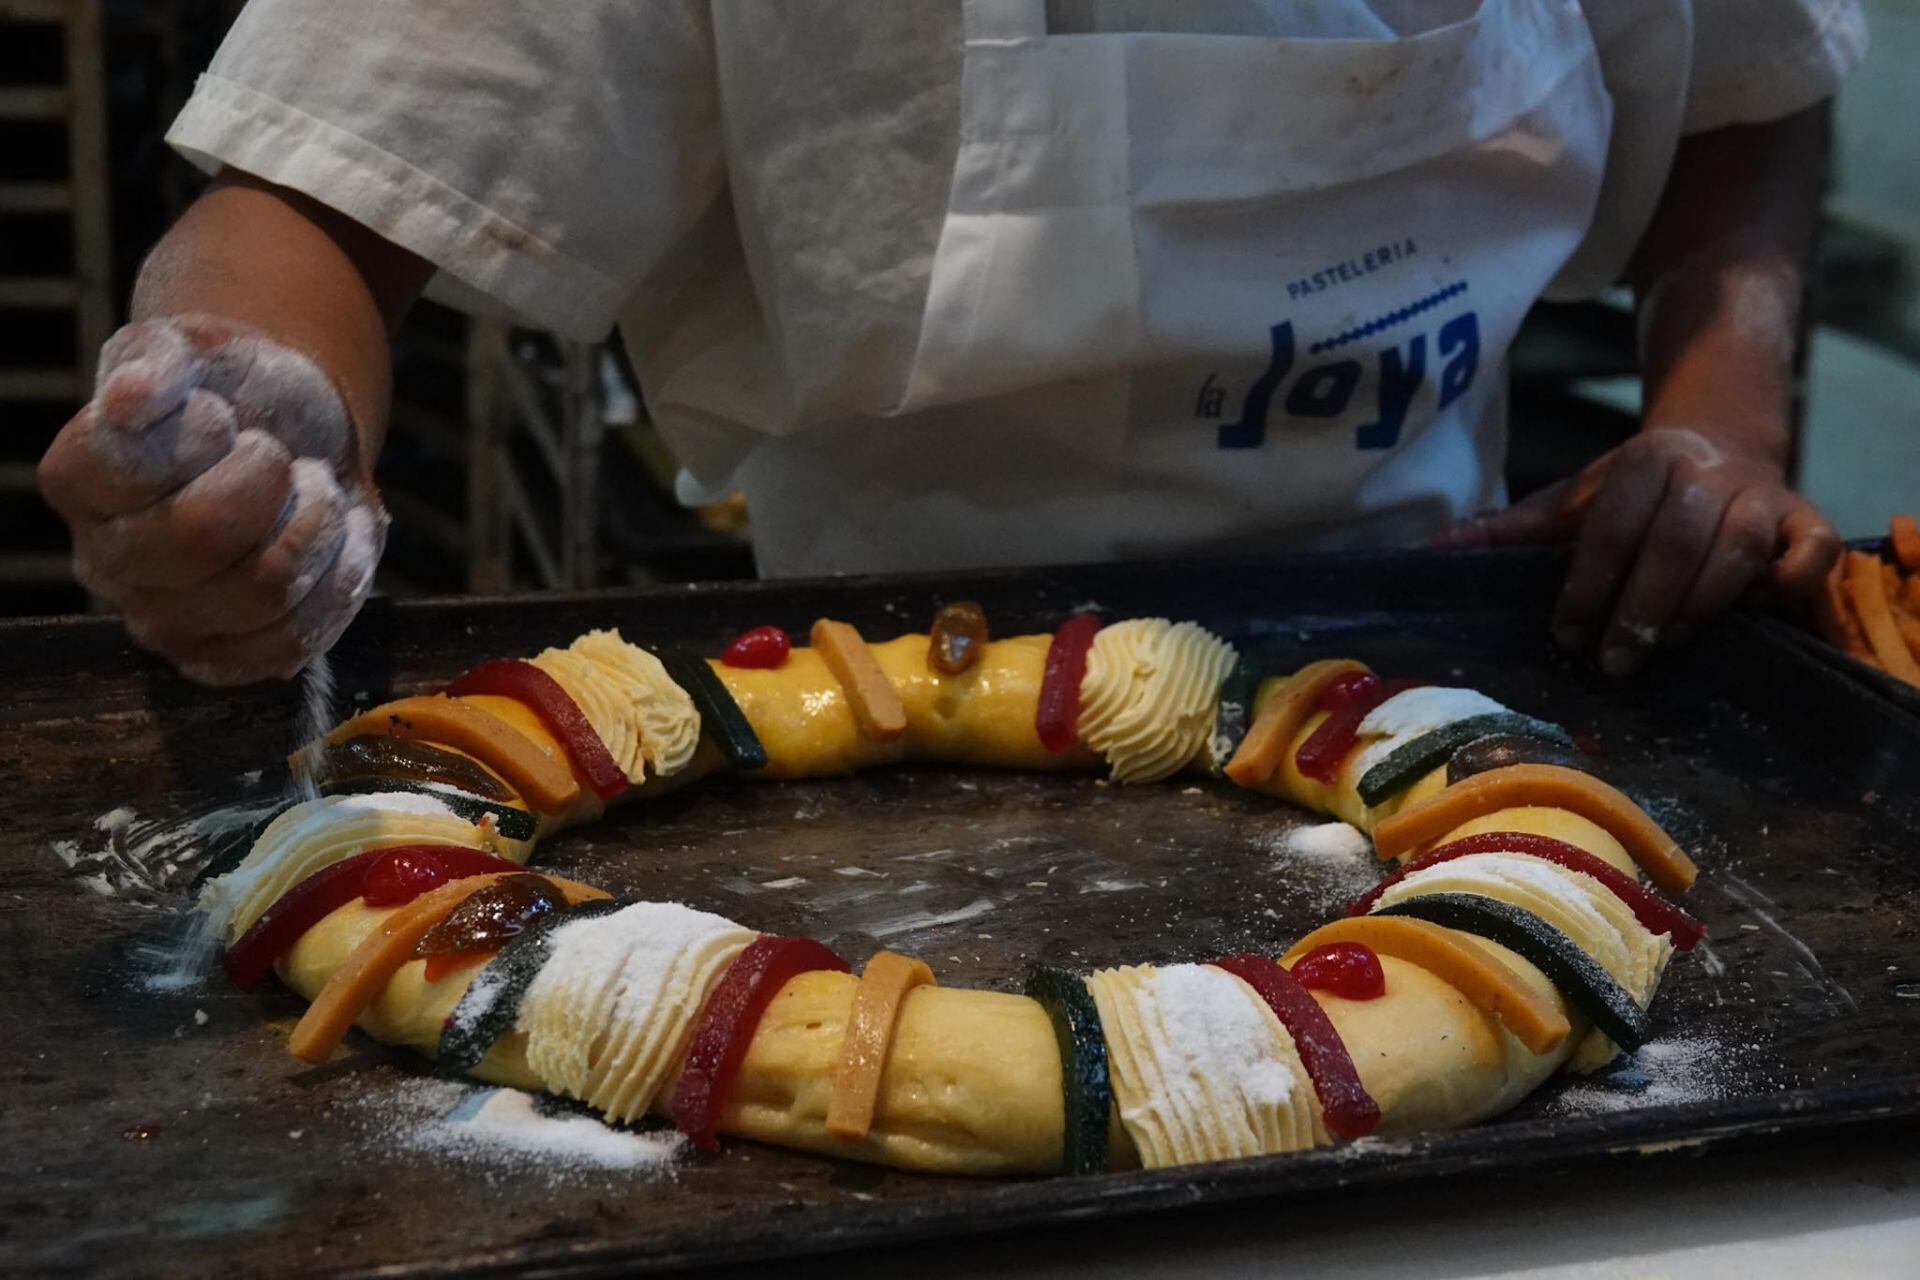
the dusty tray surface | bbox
[4,551,1919,1279]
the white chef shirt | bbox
[168,0,1867,555]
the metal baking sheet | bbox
[5,549,1919,1278]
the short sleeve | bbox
[166,0,725,341]
[1685,0,1868,133]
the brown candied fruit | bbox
[928,601,989,675]
[322,734,516,802]
[414,873,563,959]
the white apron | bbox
[726,0,1615,577]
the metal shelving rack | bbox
[0,0,111,598]
[463,323,609,594]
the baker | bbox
[36,0,1863,686]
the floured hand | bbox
[1433,427,1840,677]
[38,315,388,686]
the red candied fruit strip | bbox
[1346,831,1706,949]
[445,659,629,801]
[223,844,521,991]
[225,850,387,991]
[1036,613,1103,755]
[361,845,526,906]
[722,626,792,670]
[671,935,851,1152]
[1211,953,1381,1140]
[1294,676,1424,784]
[1290,942,1386,1000]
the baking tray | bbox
[4,549,1919,1279]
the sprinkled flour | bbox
[50,801,285,905]
[1254,821,1378,913]
[1082,962,1325,1165]
[1548,1036,1732,1114]
[355,1079,684,1175]
[517,902,753,1107]
[287,652,335,802]
[1141,964,1296,1120]
[1276,822,1372,864]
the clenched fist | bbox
[38,314,388,686]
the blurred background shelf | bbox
[0,0,111,615]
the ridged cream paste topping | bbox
[1373,852,1670,1003]
[516,901,755,1123]
[1085,963,1325,1169]
[201,793,493,942]
[530,629,701,783]
[1349,686,1510,778]
[1076,619,1237,784]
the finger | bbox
[94,319,202,432]
[37,404,122,522]
[1598,471,1729,676]
[40,388,241,523]
[72,429,293,594]
[1665,485,1787,646]
[1552,448,1672,651]
[1770,498,1843,607]
[196,331,352,468]
[1430,478,1577,549]
[121,459,350,644]
[162,498,385,687]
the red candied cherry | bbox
[1291,942,1386,1000]
[722,626,791,670]
[362,848,450,906]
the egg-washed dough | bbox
[244,649,1682,1177]
[276,896,1583,1174]
[715,634,1100,778]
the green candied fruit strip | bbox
[1373,892,1649,1052]
[1355,712,1573,807]
[1213,645,1288,755]
[657,648,769,772]
[1024,965,1114,1175]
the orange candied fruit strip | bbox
[1370,763,1698,894]
[826,950,936,1140]
[811,619,909,744]
[320,694,581,813]
[1283,915,1570,1056]
[1224,659,1371,789]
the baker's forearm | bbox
[1628,104,1829,468]
[132,168,433,472]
